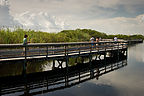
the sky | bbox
[0,0,144,35]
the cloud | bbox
[14,11,69,32]
[9,0,144,19]
[66,14,144,35]
[0,1,20,27]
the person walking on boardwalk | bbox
[95,37,99,49]
[96,37,99,43]
[90,36,95,47]
[114,36,118,42]
[23,35,28,45]
[23,35,29,55]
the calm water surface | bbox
[40,43,144,96]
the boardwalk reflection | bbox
[0,57,127,96]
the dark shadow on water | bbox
[0,55,127,96]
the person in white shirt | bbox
[114,37,118,42]
[90,36,95,47]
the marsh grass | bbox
[0,28,143,44]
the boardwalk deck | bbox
[0,41,128,62]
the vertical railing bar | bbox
[65,45,67,56]
[46,45,48,58]
[79,44,81,55]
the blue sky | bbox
[0,0,144,35]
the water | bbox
[41,43,144,96]
[0,43,144,96]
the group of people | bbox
[90,36,118,43]
[90,36,101,43]
[90,36,101,47]
[90,36,118,47]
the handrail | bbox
[0,41,128,61]
[0,41,128,48]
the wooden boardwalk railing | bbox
[0,41,128,62]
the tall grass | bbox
[0,28,143,44]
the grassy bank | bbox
[0,28,144,44]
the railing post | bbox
[65,45,67,56]
[111,42,113,50]
[117,42,119,61]
[79,44,81,55]
[104,42,107,52]
[104,42,106,64]
[90,44,92,53]
[67,45,69,56]
[46,45,48,58]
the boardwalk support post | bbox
[52,60,55,69]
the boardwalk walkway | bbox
[0,41,128,62]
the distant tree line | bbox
[0,28,144,44]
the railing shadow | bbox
[0,57,127,96]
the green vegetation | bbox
[107,34,144,40]
[0,28,144,44]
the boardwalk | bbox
[0,41,128,62]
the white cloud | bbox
[66,14,144,35]
[0,1,20,27]
[14,11,69,32]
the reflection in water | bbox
[129,43,144,63]
[0,60,49,77]
[88,43,144,96]
[0,57,127,96]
